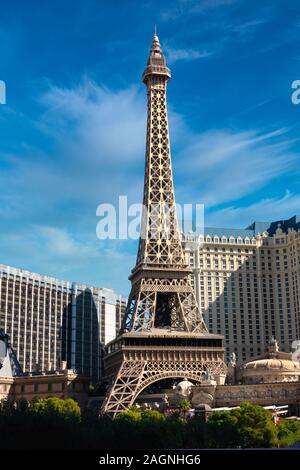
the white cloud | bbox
[0,80,148,214]
[206,191,300,228]
[2,78,300,292]
[36,225,97,259]
[161,0,237,21]
[2,81,300,227]
[6,80,295,220]
[231,19,268,34]
[175,127,299,207]
[0,225,97,278]
[166,47,213,64]
[39,80,146,168]
[0,221,136,294]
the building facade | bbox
[0,264,126,380]
[185,215,300,364]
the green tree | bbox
[31,397,81,423]
[164,412,187,448]
[209,402,278,448]
[178,399,192,418]
[186,415,207,448]
[207,410,240,448]
[115,408,168,449]
[234,402,278,448]
[116,407,141,423]
[113,408,142,449]
[139,409,166,449]
[140,409,165,422]
[278,419,300,447]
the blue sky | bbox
[1,0,300,295]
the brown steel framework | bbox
[101,34,227,417]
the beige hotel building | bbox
[185,215,300,364]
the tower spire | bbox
[143,32,170,83]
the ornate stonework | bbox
[213,382,300,408]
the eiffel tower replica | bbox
[101,33,227,417]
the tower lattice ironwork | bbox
[101,34,227,417]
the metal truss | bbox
[122,279,207,333]
[120,35,207,335]
[102,359,227,417]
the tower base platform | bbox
[101,328,227,417]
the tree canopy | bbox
[1,398,299,449]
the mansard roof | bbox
[204,227,254,239]
[199,215,300,239]
[246,214,300,235]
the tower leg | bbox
[101,361,146,417]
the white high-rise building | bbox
[0,264,126,380]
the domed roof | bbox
[175,378,194,396]
[243,357,300,371]
[236,340,300,384]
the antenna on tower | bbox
[154,24,157,36]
